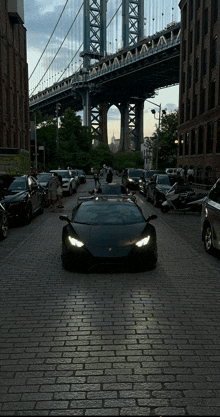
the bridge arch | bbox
[107,105,121,152]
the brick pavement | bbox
[0,178,220,415]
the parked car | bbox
[146,173,174,207]
[77,169,86,184]
[49,170,77,195]
[36,172,53,207]
[87,183,131,196]
[139,170,165,196]
[1,175,44,225]
[0,202,8,240]
[201,178,220,255]
[59,195,157,272]
[122,168,144,190]
[165,168,177,175]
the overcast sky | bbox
[24,0,180,140]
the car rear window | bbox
[8,178,26,190]
[128,170,143,177]
[73,203,144,225]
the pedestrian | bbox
[187,166,194,183]
[106,166,113,183]
[48,173,59,210]
[177,164,185,177]
[91,167,94,175]
[94,169,101,188]
[57,174,64,208]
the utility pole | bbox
[56,103,61,150]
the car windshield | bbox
[78,170,84,175]
[101,185,125,195]
[51,171,70,178]
[157,176,171,185]
[37,174,52,182]
[73,202,144,225]
[8,178,27,190]
[129,170,143,177]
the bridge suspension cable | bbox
[28,0,70,81]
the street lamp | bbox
[147,99,166,170]
[56,103,61,150]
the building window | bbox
[188,65,192,89]
[185,132,190,155]
[196,166,204,183]
[183,39,187,61]
[193,94,198,118]
[213,0,218,24]
[198,126,204,154]
[204,8,208,35]
[200,88,206,114]
[186,99,191,121]
[183,4,187,30]
[212,38,217,69]
[191,129,196,155]
[195,57,199,83]
[216,120,220,153]
[190,0,193,20]
[203,48,207,76]
[5,89,9,115]
[210,80,216,109]
[182,72,186,93]
[196,20,200,46]
[189,31,193,54]
[206,122,214,154]
[181,103,185,124]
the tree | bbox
[151,110,179,170]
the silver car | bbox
[201,179,220,254]
[49,170,77,196]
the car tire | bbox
[39,204,44,215]
[203,224,215,255]
[69,186,73,196]
[0,214,8,240]
[146,189,151,202]
[161,204,169,213]
[153,193,158,207]
[24,204,32,224]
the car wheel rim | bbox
[205,227,212,250]
[1,215,8,237]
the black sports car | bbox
[60,196,157,272]
[1,175,44,225]
[0,202,8,240]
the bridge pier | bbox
[119,100,144,152]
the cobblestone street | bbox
[0,179,220,416]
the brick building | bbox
[178,0,219,184]
[0,0,30,174]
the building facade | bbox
[178,0,219,184]
[0,0,30,174]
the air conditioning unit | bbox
[8,0,24,24]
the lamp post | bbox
[56,103,61,150]
[146,99,166,170]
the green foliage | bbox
[113,151,144,173]
[152,110,178,170]
[90,143,114,171]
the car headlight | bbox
[68,236,84,247]
[128,178,134,182]
[135,235,150,247]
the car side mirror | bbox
[59,215,71,223]
[146,214,157,222]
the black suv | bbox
[122,168,144,190]
[1,175,44,225]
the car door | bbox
[29,177,40,212]
[206,180,220,248]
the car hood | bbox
[2,190,28,202]
[71,222,147,257]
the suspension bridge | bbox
[29,0,181,150]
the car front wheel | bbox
[153,193,158,207]
[204,224,215,254]
[24,204,32,224]
[0,214,8,240]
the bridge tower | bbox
[78,0,145,151]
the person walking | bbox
[94,169,101,188]
[57,174,64,208]
[187,166,194,183]
[106,166,113,183]
[48,173,59,210]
